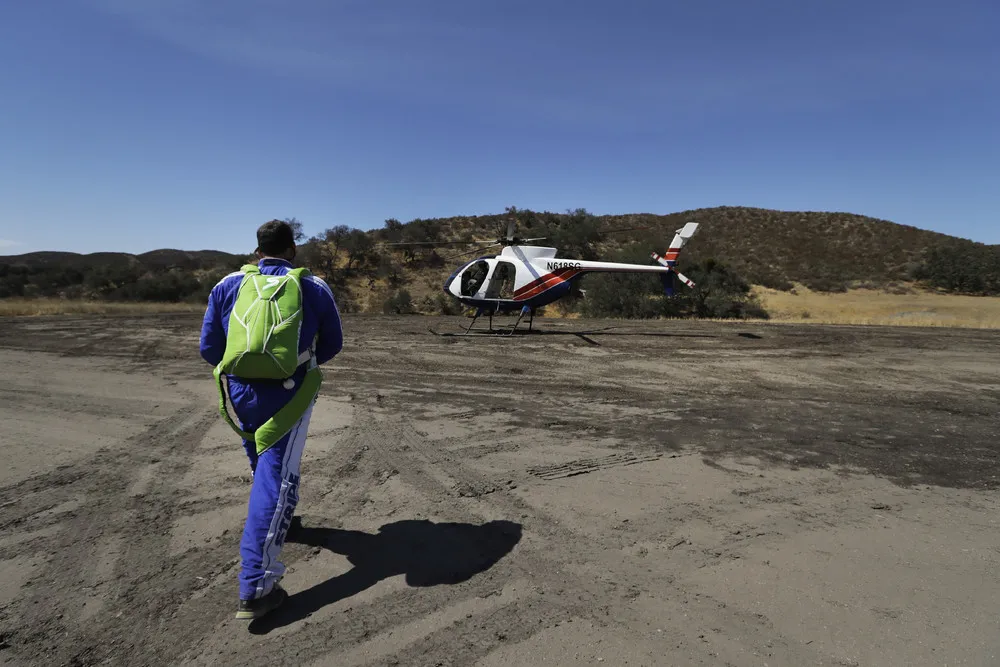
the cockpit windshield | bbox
[460,260,490,296]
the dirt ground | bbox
[0,313,998,666]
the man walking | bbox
[200,219,343,620]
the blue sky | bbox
[1,0,997,255]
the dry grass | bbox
[753,284,1000,329]
[0,299,205,318]
[5,287,1000,330]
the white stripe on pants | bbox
[255,404,313,598]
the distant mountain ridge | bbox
[0,249,245,268]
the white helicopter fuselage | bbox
[443,237,694,312]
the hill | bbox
[2,207,998,315]
[0,249,246,302]
[362,206,993,291]
[327,206,1000,313]
[0,249,244,270]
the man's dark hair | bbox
[257,219,296,256]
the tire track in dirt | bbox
[177,554,527,666]
[0,467,87,534]
[527,451,664,480]
[321,583,563,667]
[447,439,524,459]
[78,534,125,623]
[0,402,231,667]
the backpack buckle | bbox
[297,349,316,369]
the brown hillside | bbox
[640,207,965,288]
[372,206,966,290]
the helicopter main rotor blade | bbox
[444,243,500,261]
[598,225,655,235]
[381,239,495,247]
[506,218,516,241]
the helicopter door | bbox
[485,260,516,299]
[460,260,490,297]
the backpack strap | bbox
[251,365,323,454]
[211,262,264,442]
[213,364,256,442]
[287,267,317,368]
[286,267,310,282]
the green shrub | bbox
[383,289,415,314]
[421,292,463,315]
[911,242,1000,295]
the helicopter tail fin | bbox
[652,222,699,295]
[659,222,699,266]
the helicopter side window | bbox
[460,260,489,297]
[485,261,516,299]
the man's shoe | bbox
[235,584,287,620]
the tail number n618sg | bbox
[546,261,582,270]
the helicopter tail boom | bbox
[531,259,678,274]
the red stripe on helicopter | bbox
[515,272,580,300]
[512,267,576,298]
[514,269,580,301]
[652,252,676,267]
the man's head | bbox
[256,219,296,261]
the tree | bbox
[680,259,769,319]
[296,237,335,278]
[301,225,353,281]
[342,228,375,271]
[383,218,404,243]
[524,207,605,261]
[283,217,306,243]
[324,225,352,265]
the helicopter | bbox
[386,214,701,336]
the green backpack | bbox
[213,264,323,454]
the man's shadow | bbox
[248,517,523,634]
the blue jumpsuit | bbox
[199,258,343,601]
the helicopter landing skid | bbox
[429,306,535,338]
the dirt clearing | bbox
[0,314,998,666]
